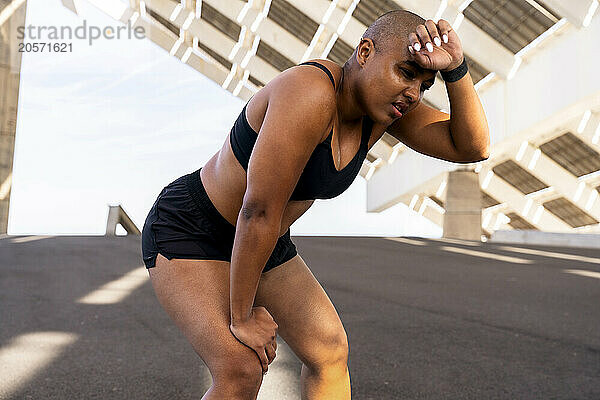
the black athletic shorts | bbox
[141,167,298,273]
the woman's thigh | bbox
[254,254,349,369]
[148,253,264,382]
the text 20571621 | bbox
[18,42,73,53]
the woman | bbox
[141,9,489,400]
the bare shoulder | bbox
[298,58,343,84]
[246,59,340,139]
[269,59,339,105]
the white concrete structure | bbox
[365,0,600,238]
[57,0,600,239]
[490,230,600,249]
[0,0,28,234]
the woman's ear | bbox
[356,37,374,67]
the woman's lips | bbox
[392,103,403,118]
[393,102,408,113]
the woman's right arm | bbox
[228,68,336,372]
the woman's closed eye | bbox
[400,68,415,80]
[400,67,432,91]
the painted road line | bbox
[563,269,600,279]
[499,246,600,265]
[441,246,534,264]
[385,237,426,246]
[10,235,54,243]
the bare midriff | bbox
[200,143,315,237]
[199,86,316,237]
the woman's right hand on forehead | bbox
[407,19,464,72]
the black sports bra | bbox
[229,61,372,201]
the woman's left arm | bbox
[386,18,490,163]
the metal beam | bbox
[516,141,600,222]
[480,167,572,232]
[482,206,512,232]
[142,0,277,95]
[203,0,307,64]
[72,0,260,100]
[539,0,594,28]
[412,195,444,227]
[577,112,600,151]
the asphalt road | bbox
[0,234,599,399]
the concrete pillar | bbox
[105,205,141,236]
[0,0,28,234]
[443,168,482,241]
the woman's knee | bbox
[305,329,349,372]
[211,351,264,389]
[326,330,349,365]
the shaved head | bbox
[359,9,425,55]
[341,10,436,125]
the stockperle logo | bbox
[17,20,146,46]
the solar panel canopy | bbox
[60,0,600,237]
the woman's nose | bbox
[403,84,419,104]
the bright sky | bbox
[9,0,441,237]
